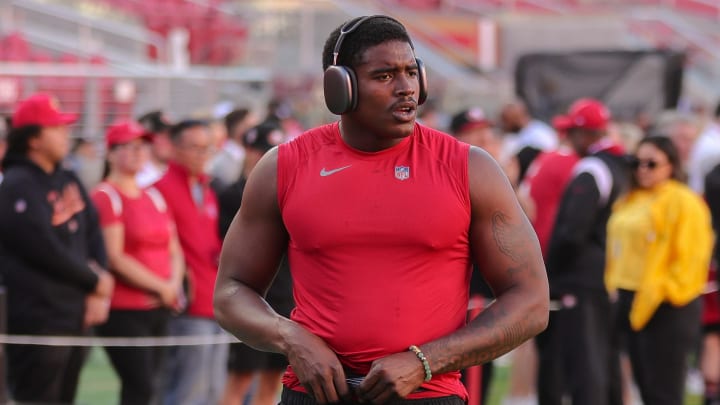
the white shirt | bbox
[688,123,720,194]
[516,120,558,152]
[207,140,245,189]
[136,161,166,188]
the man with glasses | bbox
[153,120,227,405]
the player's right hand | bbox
[283,323,350,404]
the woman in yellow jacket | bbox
[606,135,713,405]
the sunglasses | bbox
[630,158,664,170]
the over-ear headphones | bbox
[323,15,428,115]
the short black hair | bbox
[71,137,93,153]
[170,119,209,143]
[6,125,42,157]
[322,16,414,71]
[224,109,249,139]
[138,110,171,134]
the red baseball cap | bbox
[105,120,151,148]
[556,98,611,131]
[552,115,572,132]
[12,93,78,128]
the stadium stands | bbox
[95,0,248,65]
[384,0,720,18]
[0,31,134,124]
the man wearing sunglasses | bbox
[536,98,629,405]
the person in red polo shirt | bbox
[91,120,185,405]
[153,119,227,405]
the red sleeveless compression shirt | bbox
[277,122,472,400]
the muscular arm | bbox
[214,148,291,352]
[421,146,549,372]
[214,148,350,404]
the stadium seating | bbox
[0,0,248,121]
[382,0,719,74]
[384,0,720,17]
[0,32,135,124]
[94,0,248,65]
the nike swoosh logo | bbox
[320,165,352,177]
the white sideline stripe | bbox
[0,302,494,346]
[2,284,718,346]
[0,333,240,347]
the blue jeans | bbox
[162,316,229,405]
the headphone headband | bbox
[331,15,410,67]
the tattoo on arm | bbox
[428,302,537,372]
[491,211,529,276]
[426,211,546,373]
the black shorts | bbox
[227,342,288,373]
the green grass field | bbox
[75,347,703,405]
[76,348,120,405]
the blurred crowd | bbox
[443,97,720,405]
[0,91,719,405]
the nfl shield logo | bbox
[395,166,410,181]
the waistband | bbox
[280,386,465,405]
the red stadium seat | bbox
[2,32,31,62]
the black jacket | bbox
[0,156,107,334]
[705,163,720,271]
[546,150,630,295]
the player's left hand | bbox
[356,350,426,404]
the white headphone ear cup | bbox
[323,65,358,115]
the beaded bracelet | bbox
[408,345,432,382]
